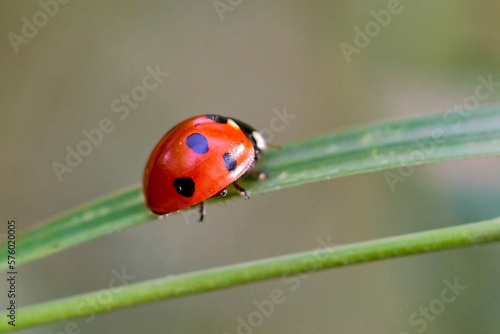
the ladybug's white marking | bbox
[252,131,267,151]
[227,119,240,130]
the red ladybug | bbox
[143,115,266,221]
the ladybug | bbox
[143,114,266,221]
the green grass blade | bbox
[2,217,500,332]
[250,104,500,191]
[2,105,500,271]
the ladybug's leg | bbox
[211,189,228,198]
[199,190,227,222]
[198,201,205,222]
[233,182,250,199]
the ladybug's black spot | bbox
[223,152,237,171]
[206,115,228,124]
[186,133,209,154]
[174,177,195,197]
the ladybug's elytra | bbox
[143,114,266,221]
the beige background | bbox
[1,1,500,333]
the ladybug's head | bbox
[247,129,267,160]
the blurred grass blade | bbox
[2,217,500,332]
[2,104,500,271]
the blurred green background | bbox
[2,1,500,333]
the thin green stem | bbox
[2,217,500,332]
